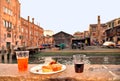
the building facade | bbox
[43,30,54,45]
[89,16,107,45]
[105,17,120,44]
[89,24,107,45]
[73,32,84,39]
[72,32,85,44]
[0,0,44,49]
[0,0,21,49]
[53,31,73,47]
[21,16,44,47]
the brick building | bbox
[0,0,21,49]
[53,31,73,47]
[0,0,44,49]
[21,16,43,47]
[105,17,120,44]
[89,16,107,45]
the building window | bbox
[111,22,114,28]
[3,20,12,28]
[118,20,120,24]
[6,21,9,28]
[3,7,12,16]
[19,35,23,39]
[92,32,96,36]
[21,28,24,32]
[7,33,11,38]
[6,0,10,3]
[3,20,6,27]
[108,23,111,27]
[16,41,18,45]
[3,7,7,13]
[92,27,96,32]
[10,22,12,28]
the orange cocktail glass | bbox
[17,57,28,71]
[16,51,29,72]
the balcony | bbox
[7,27,12,32]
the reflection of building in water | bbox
[103,56,109,64]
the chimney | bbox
[98,15,100,25]
[28,16,30,22]
[32,18,34,24]
[97,15,101,43]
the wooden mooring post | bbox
[9,49,14,63]
[4,53,8,63]
[0,54,2,63]
[9,54,12,63]
[0,49,13,63]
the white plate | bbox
[30,64,66,74]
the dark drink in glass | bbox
[74,63,84,73]
[73,54,86,73]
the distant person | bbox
[77,42,81,49]
[85,40,88,46]
[71,43,77,49]
[81,43,84,50]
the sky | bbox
[19,0,120,35]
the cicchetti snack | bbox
[42,60,62,72]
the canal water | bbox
[1,54,120,64]
[29,55,120,65]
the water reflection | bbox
[30,55,120,65]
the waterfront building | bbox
[105,17,120,44]
[43,30,54,45]
[0,0,21,49]
[72,32,85,44]
[89,16,107,45]
[73,31,84,39]
[53,31,73,48]
[21,16,44,47]
[0,0,44,49]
